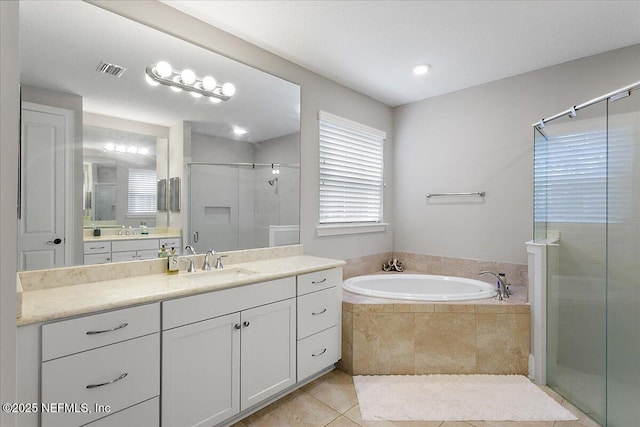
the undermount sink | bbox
[177,267,259,286]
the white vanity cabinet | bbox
[40,303,160,427]
[111,239,160,262]
[161,278,296,427]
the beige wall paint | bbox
[393,44,640,265]
[0,2,19,424]
[89,0,395,261]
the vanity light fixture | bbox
[145,61,235,102]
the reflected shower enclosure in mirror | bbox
[18,1,300,270]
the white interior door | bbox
[18,104,70,270]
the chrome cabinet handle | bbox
[86,323,128,335]
[312,348,327,357]
[234,323,241,330]
[89,246,106,250]
[86,373,128,389]
[243,321,250,327]
[311,278,327,284]
[312,308,327,316]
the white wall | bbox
[0,2,19,424]
[89,0,394,261]
[393,44,640,265]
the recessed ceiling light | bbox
[413,63,431,76]
[233,126,247,136]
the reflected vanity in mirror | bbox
[18,1,300,270]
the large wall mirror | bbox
[18,1,300,271]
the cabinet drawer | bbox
[42,303,160,361]
[84,241,111,254]
[137,249,159,260]
[111,239,158,252]
[41,333,160,427]
[297,268,342,296]
[163,277,296,330]
[111,251,138,263]
[297,286,340,339]
[84,397,159,427]
[84,253,111,265]
[297,326,340,381]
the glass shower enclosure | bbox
[533,81,640,426]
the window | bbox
[127,168,157,216]
[534,126,632,224]
[318,111,385,228]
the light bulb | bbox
[104,143,115,151]
[115,145,126,153]
[202,76,216,91]
[222,82,236,97]
[145,74,160,87]
[180,69,196,85]
[139,147,149,155]
[127,146,138,154]
[155,61,173,78]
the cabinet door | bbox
[162,313,240,427]
[137,249,158,260]
[240,298,296,410]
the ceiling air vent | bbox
[96,61,126,78]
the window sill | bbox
[316,223,388,237]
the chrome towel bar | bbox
[425,191,485,198]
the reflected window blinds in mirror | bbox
[169,177,180,212]
[146,61,236,102]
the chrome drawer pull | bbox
[312,308,327,316]
[86,323,128,335]
[234,323,241,330]
[312,348,327,357]
[89,246,105,250]
[243,321,250,328]
[311,278,327,284]
[86,373,128,389]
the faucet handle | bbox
[180,257,197,273]
[215,254,228,269]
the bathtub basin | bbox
[343,273,497,302]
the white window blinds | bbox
[534,126,632,223]
[127,168,157,215]
[319,111,386,224]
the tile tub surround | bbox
[345,252,529,289]
[339,287,530,376]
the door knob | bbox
[46,238,62,245]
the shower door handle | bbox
[193,231,199,243]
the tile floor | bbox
[232,370,600,427]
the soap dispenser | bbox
[168,247,179,274]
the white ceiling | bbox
[19,1,300,142]
[162,0,640,107]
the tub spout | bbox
[479,271,508,300]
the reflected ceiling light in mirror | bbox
[104,143,115,152]
[146,61,235,102]
[413,63,431,76]
[233,126,248,136]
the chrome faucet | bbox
[184,245,196,255]
[479,271,509,300]
[183,245,197,272]
[215,254,228,269]
[202,250,215,271]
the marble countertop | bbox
[18,255,345,326]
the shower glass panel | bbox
[606,92,640,427]
[189,163,300,253]
[535,101,608,425]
